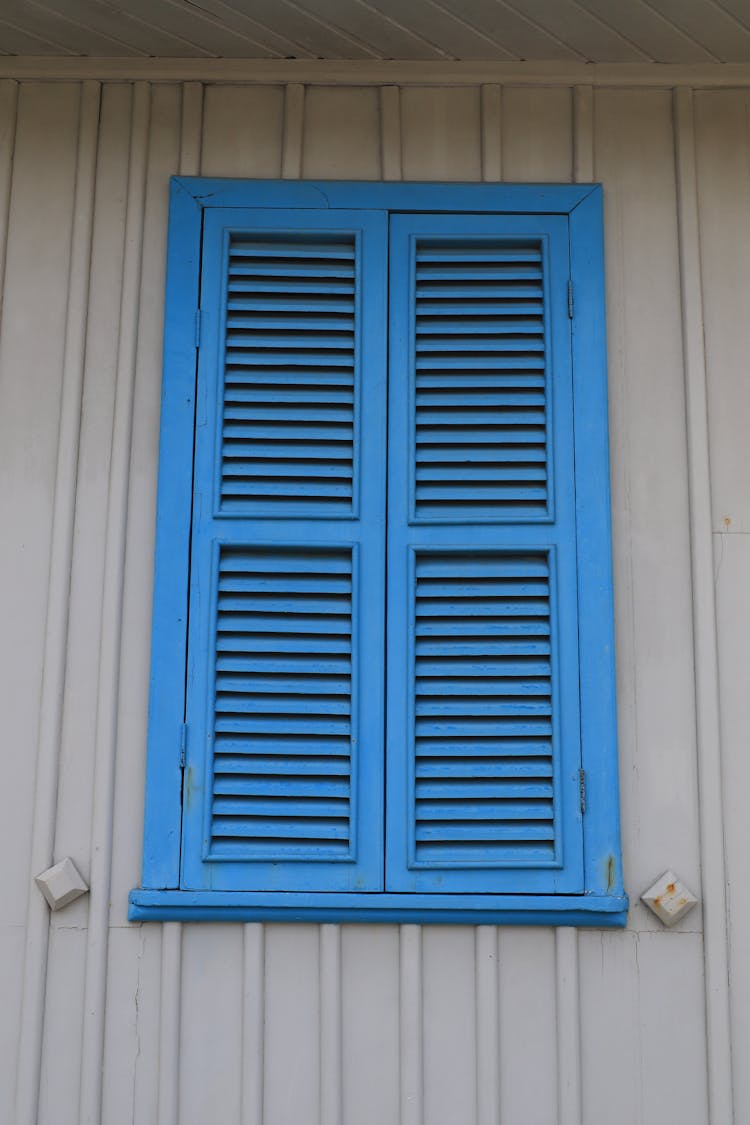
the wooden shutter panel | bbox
[181,209,388,892]
[386,213,584,894]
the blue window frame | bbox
[129,179,627,926]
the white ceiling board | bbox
[359,0,519,60]
[2,0,141,55]
[106,0,298,58]
[648,0,750,63]
[431,0,584,60]
[577,0,718,62]
[1,0,750,60]
[0,18,74,55]
[33,0,208,57]
[715,0,750,26]
[215,0,379,58]
[285,0,446,60]
[501,0,651,61]
[170,0,321,58]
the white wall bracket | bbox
[641,870,698,926]
[35,857,89,911]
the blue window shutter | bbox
[385,213,585,894]
[181,208,388,892]
[133,180,627,926]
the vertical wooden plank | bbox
[0,925,26,1125]
[475,927,500,1125]
[341,927,400,1125]
[241,924,265,1125]
[673,84,733,1125]
[556,929,582,1125]
[201,85,284,177]
[281,83,304,179]
[694,88,750,533]
[579,930,642,1125]
[264,925,321,1125]
[498,930,558,1123]
[179,82,203,177]
[116,80,194,1125]
[54,80,132,884]
[400,87,481,181]
[380,85,401,181]
[573,85,594,182]
[502,87,572,181]
[101,927,161,1125]
[480,84,502,181]
[713,532,750,1125]
[108,80,184,918]
[55,79,145,1125]
[37,928,87,1125]
[637,932,709,1125]
[0,79,18,299]
[595,87,701,920]
[179,926,244,1125]
[16,77,100,1125]
[320,925,343,1125]
[302,87,380,179]
[421,928,477,1125]
[158,924,182,1125]
[78,80,151,1125]
[400,924,423,1125]
[0,80,81,1125]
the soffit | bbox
[3,0,750,64]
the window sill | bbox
[129,889,628,927]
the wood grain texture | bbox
[202,84,284,178]
[674,84,733,1125]
[1,0,746,62]
[0,80,81,1125]
[302,86,380,179]
[595,87,702,922]
[694,89,750,533]
[714,532,750,1125]
[400,86,481,180]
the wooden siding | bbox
[0,71,746,1124]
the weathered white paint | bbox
[0,65,748,1125]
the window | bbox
[129,179,627,925]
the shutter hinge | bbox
[195,309,202,348]
[179,723,188,770]
[578,768,586,814]
[567,279,574,319]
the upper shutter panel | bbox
[414,240,548,521]
[182,208,388,893]
[386,213,583,895]
[222,233,356,516]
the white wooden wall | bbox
[0,70,748,1125]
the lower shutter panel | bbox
[414,551,555,865]
[211,546,354,858]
